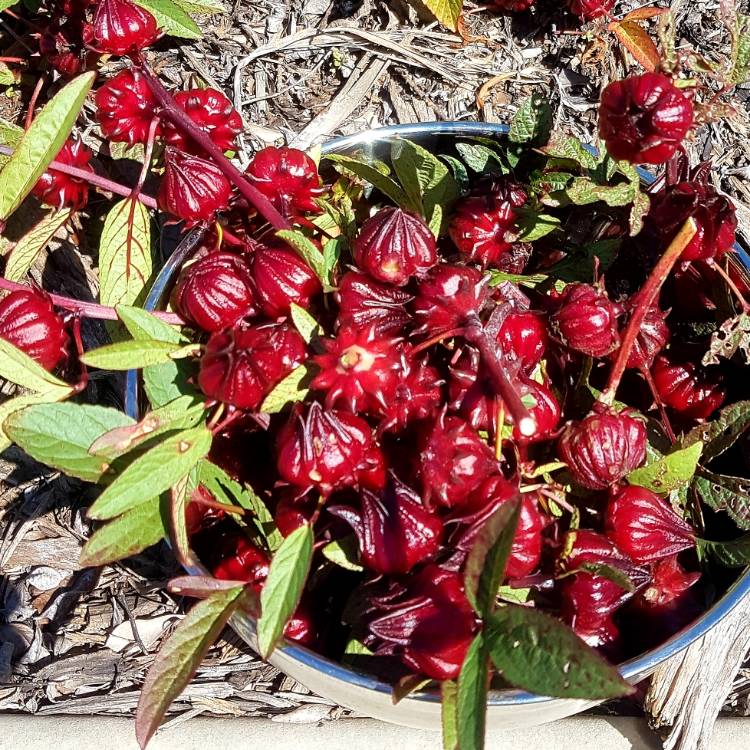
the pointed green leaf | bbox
[80,340,189,370]
[260,363,315,414]
[441,680,459,750]
[116,305,185,343]
[322,535,363,572]
[0,338,71,394]
[509,95,553,146]
[685,401,750,462]
[627,441,703,494]
[698,533,750,568]
[693,469,750,530]
[0,388,74,453]
[132,0,201,38]
[276,229,329,287]
[456,633,488,750]
[4,208,72,281]
[170,0,224,13]
[324,153,411,210]
[289,303,321,344]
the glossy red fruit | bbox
[329,476,443,575]
[646,181,737,262]
[558,407,647,490]
[492,0,535,10]
[562,529,632,568]
[448,183,527,267]
[38,19,86,77]
[158,148,232,224]
[212,534,270,589]
[448,347,498,433]
[172,252,256,332]
[637,555,701,609]
[95,69,158,146]
[414,264,489,335]
[513,379,561,445]
[419,414,496,509]
[89,0,158,54]
[354,207,437,286]
[567,0,614,20]
[369,566,476,680]
[336,271,413,337]
[611,303,669,371]
[245,146,325,218]
[497,311,548,372]
[378,356,443,434]
[32,138,93,210]
[198,322,307,410]
[164,88,243,152]
[185,485,225,536]
[312,325,403,413]
[274,492,317,537]
[651,353,727,421]
[0,290,69,371]
[276,402,386,496]
[284,599,318,646]
[551,283,621,358]
[249,243,321,318]
[599,73,694,165]
[606,486,695,564]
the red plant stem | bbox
[411,327,466,355]
[710,259,750,313]
[25,76,44,130]
[0,277,184,324]
[0,56,25,63]
[132,117,160,198]
[642,366,677,444]
[136,64,291,232]
[601,218,698,406]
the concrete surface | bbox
[0,715,748,750]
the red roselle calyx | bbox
[378,355,443,434]
[212,533,270,589]
[172,252,256,332]
[39,19,86,77]
[651,353,727,420]
[276,402,386,496]
[158,148,232,224]
[164,88,243,153]
[0,289,69,371]
[94,69,158,146]
[611,302,669,371]
[354,207,437,286]
[335,271,413,337]
[88,0,159,55]
[567,0,614,20]
[514,379,561,445]
[329,476,443,575]
[198,322,306,410]
[32,138,93,210]
[599,73,694,166]
[606,486,695,564]
[638,555,701,609]
[497,310,548,372]
[558,407,647,490]
[492,0,535,11]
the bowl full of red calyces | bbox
[122,114,750,732]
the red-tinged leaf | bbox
[391,674,432,705]
[609,20,662,71]
[135,586,244,749]
[169,472,199,569]
[621,6,668,21]
[169,575,251,598]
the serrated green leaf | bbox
[509,95,553,146]
[257,524,314,658]
[731,13,750,85]
[276,229,329,288]
[99,199,153,310]
[627,442,703,494]
[135,586,244,749]
[322,535,363,572]
[171,0,223,13]
[698,533,750,568]
[88,425,212,520]
[289,303,321,344]
[0,388,74,453]
[260,363,315,415]
[0,117,23,148]
[486,606,632,699]
[4,403,134,481]
[565,178,636,207]
[442,155,469,193]
[324,153,411,210]
[516,211,560,242]
[79,497,167,567]
[693,469,750,530]
[0,72,95,221]
[132,0,201,38]
[544,135,599,170]
[685,401,750,462]
[81,340,189,370]
[116,305,184,343]
[0,338,71,394]
[421,0,462,29]
[456,633,488,750]
[0,0,18,10]
[4,208,72,281]
[455,142,506,174]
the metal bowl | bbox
[125,122,750,730]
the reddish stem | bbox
[710,259,750,314]
[601,218,698,406]
[25,76,44,130]
[0,56,25,63]
[0,277,184,324]
[136,64,291,232]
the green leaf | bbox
[629,190,650,236]
[135,586,244,749]
[132,0,201,38]
[456,633,488,750]
[0,388,74,453]
[544,135,599,170]
[441,680,459,750]
[171,0,224,13]
[509,95,553,146]
[276,229,329,288]
[530,171,574,195]
[0,72,95,221]
[486,606,632,699]
[116,305,184,343]
[464,496,521,617]
[702,312,750,366]
[324,153,411,209]
[421,0,462,30]
[260,363,315,414]
[4,403,134,481]
[79,497,167,567]
[693,469,750,530]
[289,303,321,344]
[730,13,750,85]
[322,535,363,572]
[684,400,750,463]
[487,270,549,289]
[515,211,561,243]
[441,155,469,193]
[88,425,212,520]
[99,199,153,310]
[455,142,506,174]
[698,533,750,568]
[257,524,314,658]
[565,178,636,207]
[546,239,621,283]
[81,340,190,370]
[627,442,703,494]
[0,117,23,148]
[0,338,71,394]
[4,208,72,281]
[576,563,636,593]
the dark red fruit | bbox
[172,252,256,332]
[212,534,270,590]
[329,476,443,575]
[0,290,69,371]
[39,19,85,77]
[249,243,321,318]
[245,146,325,218]
[652,353,727,420]
[284,599,318,646]
[378,356,443,434]
[276,403,386,496]
[274,492,318,537]
[165,88,243,153]
[448,347,499,433]
[419,414,496,509]
[336,271,413,337]
[497,311,548,372]
[514,379,561,445]
[369,566,476,680]
[185,485,225,536]
[354,207,437,286]
[492,0,535,11]
[567,0,614,20]
[637,555,700,609]
[611,302,669,371]
[414,264,488,335]
[158,148,232,224]
[599,72,694,165]
[551,283,621,358]
[646,181,737,262]
[448,183,527,267]
[558,408,647,490]
[32,138,93,210]
[88,0,159,55]
[311,325,403,413]
[198,322,307,410]
[95,69,158,146]
[606,486,695,564]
